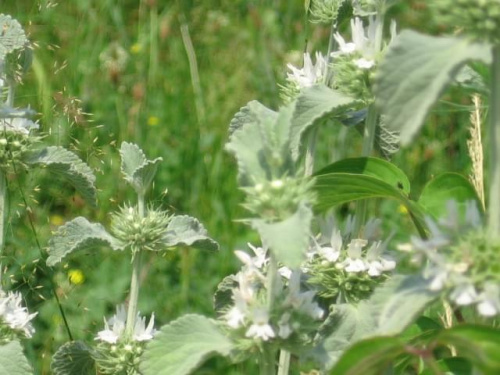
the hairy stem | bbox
[277,349,291,375]
[126,192,145,335]
[488,45,500,238]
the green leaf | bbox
[163,215,219,251]
[27,146,97,207]
[47,217,124,266]
[0,15,28,61]
[290,85,356,160]
[228,100,277,136]
[418,172,483,219]
[251,203,312,268]
[51,341,96,375]
[120,142,162,194]
[436,325,500,374]
[420,358,472,375]
[213,274,238,317]
[0,340,33,375]
[140,314,234,375]
[375,30,492,145]
[328,336,405,375]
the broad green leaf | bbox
[420,358,472,375]
[375,30,492,145]
[436,325,500,374]
[27,146,97,207]
[0,15,28,61]
[315,157,410,195]
[140,314,234,375]
[0,340,32,375]
[290,85,356,160]
[251,203,312,268]
[228,100,277,136]
[163,215,219,251]
[51,341,96,375]
[418,173,483,219]
[329,336,405,375]
[120,142,162,194]
[47,217,124,266]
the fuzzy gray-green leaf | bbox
[120,142,162,194]
[140,314,234,375]
[0,340,33,375]
[51,341,96,375]
[163,215,219,251]
[228,100,277,136]
[0,15,28,61]
[375,30,492,145]
[251,203,312,268]
[290,85,356,160]
[27,146,97,207]
[47,217,124,266]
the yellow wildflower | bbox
[147,116,160,127]
[68,269,85,285]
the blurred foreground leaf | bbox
[51,341,96,375]
[0,340,32,375]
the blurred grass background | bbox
[0,1,482,373]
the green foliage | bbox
[140,314,234,375]
[51,341,96,375]
[163,215,219,251]
[119,142,162,195]
[251,202,312,268]
[375,30,492,144]
[290,85,356,160]
[27,146,97,207]
[46,217,124,266]
[418,172,483,219]
[0,340,33,375]
[0,14,27,61]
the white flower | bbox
[450,283,478,306]
[476,282,500,317]
[354,58,375,69]
[0,291,37,338]
[0,118,39,135]
[226,305,246,329]
[278,266,292,279]
[286,52,327,88]
[317,229,342,263]
[235,243,268,270]
[284,271,324,320]
[332,17,378,59]
[245,308,275,341]
[277,313,292,339]
[365,240,396,276]
[339,239,368,273]
[95,305,156,343]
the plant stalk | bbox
[0,170,5,256]
[126,192,145,335]
[277,349,291,375]
[488,45,500,238]
[260,347,276,375]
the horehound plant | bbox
[0,14,100,373]
[48,142,218,375]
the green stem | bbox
[305,126,318,177]
[354,104,379,234]
[126,192,145,335]
[277,349,291,375]
[266,254,278,312]
[488,45,500,238]
[260,346,276,375]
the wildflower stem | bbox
[266,253,278,312]
[126,192,145,335]
[354,104,379,234]
[488,45,500,238]
[277,349,291,375]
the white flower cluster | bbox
[226,244,323,341]
[286,52,327,89]
[0,289,37,338]
[332,16,396,70]
[401,200,500,317]
[96,305,156,344]
[307,217,396,277]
